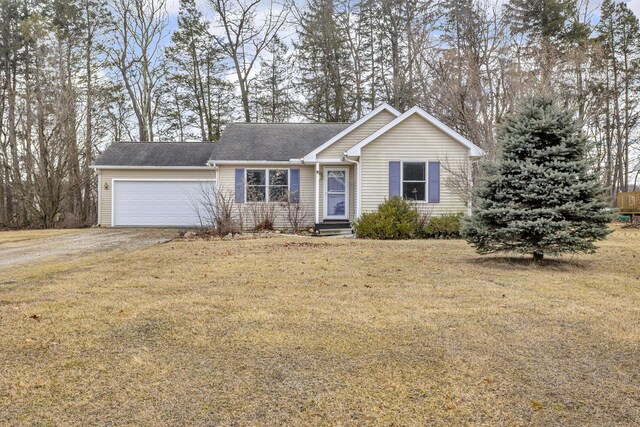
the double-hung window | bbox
[268,169,289,201]
[246,169,289,202]
[402,162,426,201]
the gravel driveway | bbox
[0,228,177,273]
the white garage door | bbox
[113,180,214,226]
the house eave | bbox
[90,165,213,170]
[206,160,299,165]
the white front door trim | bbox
[323,166,349,220]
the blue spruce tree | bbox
[462,95,611,261]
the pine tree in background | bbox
[163,0,234,141]
[461,94,612,261]
[295,0,354,122]
[254,37,294,123]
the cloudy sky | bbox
[624,0,640,15]
[162,0,640,42]
[160,0,640,91]
[164,1,640,21]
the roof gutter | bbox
[90,165,214,170]
[207,160,296,165]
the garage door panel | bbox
[113,180,214,226]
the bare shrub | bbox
[416,203,433,231]
[190,184,242,236]
[246,187,277,231]
[440,158,472,204]
[281,190,309,233]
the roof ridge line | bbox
[226,122,353,125]
[112,141,217,144]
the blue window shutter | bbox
[290,169,300,203]
[428,161,440,203]
[235,168,245,203]
[389,161,401,197]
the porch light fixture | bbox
[103,182,109,190]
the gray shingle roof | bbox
[94,142,216,167]
[209,123,352,161]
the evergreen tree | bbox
[253,37,293,123]
[163,0,233,141]
[505,0,576,83]
[295,0,354,122]
[462,95,611,261]
[506,0,574,41]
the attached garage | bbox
[92,142,218,227]
[112,180,214,227]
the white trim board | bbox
[302,103,401,162]
[345,106,486,157]
[290,158,347,164]
[208,160,295,166]
[92,165,212,170]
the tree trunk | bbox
[6,52,22,226]
[24,36,34,225]
[83,0,94,224]
[533,252,544,262]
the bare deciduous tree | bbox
[107,0,168,142]
[208,0,287,122]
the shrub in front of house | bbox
[421,212,464,239]
[354,197,420,239]
[355,197,465,240]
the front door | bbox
[324,167,349,220]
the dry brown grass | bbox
[1,228,639,425]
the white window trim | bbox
[401,161,428,202]
[245,168,291,203]
[323,166,349,220]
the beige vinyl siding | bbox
[217,164,315,229]
[316,110,396,159]
[359,114,469,215]
[98,169,216,227]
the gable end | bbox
[346,107,485,157]
[301,103,400,162]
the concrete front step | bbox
[314,221,352,236]
[316,228,353,236]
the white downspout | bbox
[467,157,474,216]
[315,162,320,224]
[343,154,360,218]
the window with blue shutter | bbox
[389,161,401,197]
[428,161,440,203]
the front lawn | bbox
[1,228,639,425]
